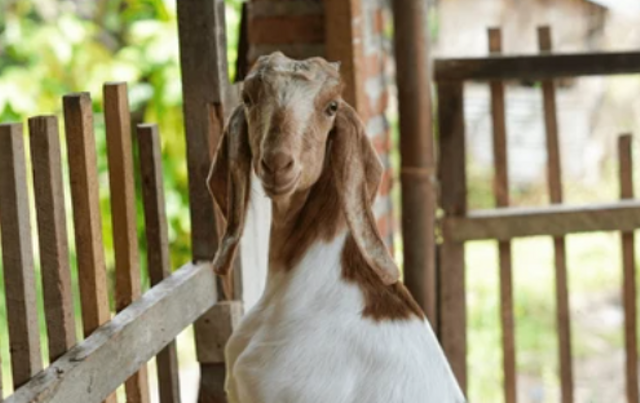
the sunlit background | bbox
[1,0,640,402]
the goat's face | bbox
[241,52,343,198]
[208,52,400,286]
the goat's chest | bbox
[225,236,465,403]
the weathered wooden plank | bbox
[618,134,638,403]
[0,123,43,388]
[435,51,640,82]
[62,93,117,403]
[436,80,467,393]
[103,82,150,403]
[538,26,574,403]
[5,262,218,403]
[488,28,517,403]
[28,116,77,362]
[137,123,181,403]
[176,1,234,401]
[443,200,640,242]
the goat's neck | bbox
[267,167,345,273]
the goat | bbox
[208,52,466,403]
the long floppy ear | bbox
[331,103,399,285]
[207,105,252,276]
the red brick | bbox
[249,15,325,44]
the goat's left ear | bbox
[330,102,399,285]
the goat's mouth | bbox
[261,172,301,198]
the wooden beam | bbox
[436,81,467,393]
[435,51,640,82]
[0,123,43,388]
[487,28,517,403]
[324,0,366,116]
[618,134,638,403]
[137,123,182,403]
[538,26,574,403]
[6,262,218,403]
[28,116,77,363]
[104,82,150,403]
[392,0,438,327]
[443,200,640,242]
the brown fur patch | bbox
[342,236,425,321]
[268,147,344,270]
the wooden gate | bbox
[436,26,640,403]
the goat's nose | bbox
[261,152,295,175]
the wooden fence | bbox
[0,1,244,402]
[436,26,640,403]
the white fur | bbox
[225,230,466,403]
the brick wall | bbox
[246,0,395,249]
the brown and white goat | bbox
[208,52,465,403]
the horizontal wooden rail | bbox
[435,51,640,82]
[442,200,640,242]
[6,262,218,403]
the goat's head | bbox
[208,52,399,285]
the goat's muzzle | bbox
[259,151,300,198]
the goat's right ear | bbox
[207,105,252,276]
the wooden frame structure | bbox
[437,26,640,403]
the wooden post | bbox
[324,0,366,115]
[63,93,117,403]
[0,123,43,388]
[138,124,182,403]
[28,116,77,363]
[488,27,517,403]
[618,134,638,403]
[437,81,467,393]
[538,26,574,403]
[176,1,239,401]
[104,82,150,403]
[392,0,438,327]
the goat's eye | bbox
[325,101,339,117]
[242,93,253,107]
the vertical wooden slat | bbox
[62,93,117,403]
[137,124,181,403]
[538,26,574,403]
[619,134,638,403]
[0,123,43,389]
[437,80,467,393]
[176,1,235,400]
[103,82,150,403]
[392,0,438,327]
[28,116,77,362]
[488,27,517,403]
